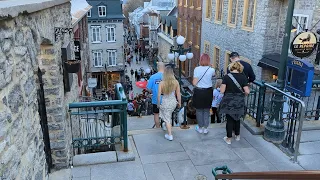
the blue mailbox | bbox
[285,59,314,97]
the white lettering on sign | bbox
[88,78,97,88]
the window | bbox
[196,0,201,8]
[87,9,91,17]
[292,15,309,36]
[165,25,168,34]
[170,27,174,38]
[98,6,106,17]
[185,0,188,7]
[224,51,231,73]
[106,25,116,42]
[107,50,117,66]
[227,0,238,27]
[188,22,193,43]
[242,0,256,30]
[190,0,194,7]
[213,46,221,75]
[91,26,101,43]
[215,0,223,23]
[206,0,212,19]
[204,40,210,54]
[184,20,188,38]
[195,25,201,48]
[93,50,103,67]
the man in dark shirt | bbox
[228,52,256,83]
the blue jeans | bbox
[196,108,210,128]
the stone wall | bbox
[157,32,174,63]
[0,0,80,178]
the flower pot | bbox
[64,60,80,73]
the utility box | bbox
[286,59,314,97]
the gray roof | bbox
[86,0,125,20]
[162,16,177,30]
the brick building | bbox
[201,0,320,81]
[178,0,203,78]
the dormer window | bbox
[98,6,106,17]
[87,9,91,17]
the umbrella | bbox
[136,80,148,89]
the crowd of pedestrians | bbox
[144,52,255,144]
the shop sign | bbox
[55,27,73,41]
[74,41,81,60]
[88,78,97,88]
[291,32,318,58]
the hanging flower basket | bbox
[64,60,81,73]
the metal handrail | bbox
[264,83,306,162]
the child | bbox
[211,79,223,123]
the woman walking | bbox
[219,62,250,144]
[157,66,181,141]
[192,54,215,134]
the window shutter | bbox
[114,51,117,65]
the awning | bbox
[257,53,295,71]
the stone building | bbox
[201,0,320,81]
[0,0,90,178]
[158,8,178,64]
[177,0,203,78]
[86,0,125,90]
[71,0,92,96]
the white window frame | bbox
[91,26,102,43]
[87,9,91,17]
[98,6,106,17]
[107,50,117,66]
[106,25,116,42]
[93,50,103,67]
[292,14,309,36]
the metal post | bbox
[264,0,295,143]
[256,83,266,127]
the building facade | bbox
[86,0,125,90]
[178,0,202,78]
[201,0,320,81]
[0,0,91,178]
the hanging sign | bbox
[291,32,318,58]
[88,78,97,88]
[74,41,81,60]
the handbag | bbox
[192,67,211,107]
[227,73,244,93]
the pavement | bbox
[67,122,308,180]
[125,53,152,96]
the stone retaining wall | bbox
[0,0,79,179]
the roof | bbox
[257,53,295,71]
[71,0,92,26]
[86,0,125,20]
[161,15,177,29]
[0,0,69,18]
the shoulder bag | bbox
[227,73,244,93]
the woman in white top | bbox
[192,54,215,134]
[158,66,181,141]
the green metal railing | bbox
[68,83,128,155]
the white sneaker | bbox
[223,137,231,145]
[203,128,209,134]
[235,135,240,141]
[195,125,203,134]
[165,134,173,141]
[162,122,167,131]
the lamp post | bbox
[264,0,296,143]
[167,35,194,129]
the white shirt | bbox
[193,66,215,88]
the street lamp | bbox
[167,35,193,129]
[264,0,296,143]
[167,35,193,85]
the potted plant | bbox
[64,60,81,73]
